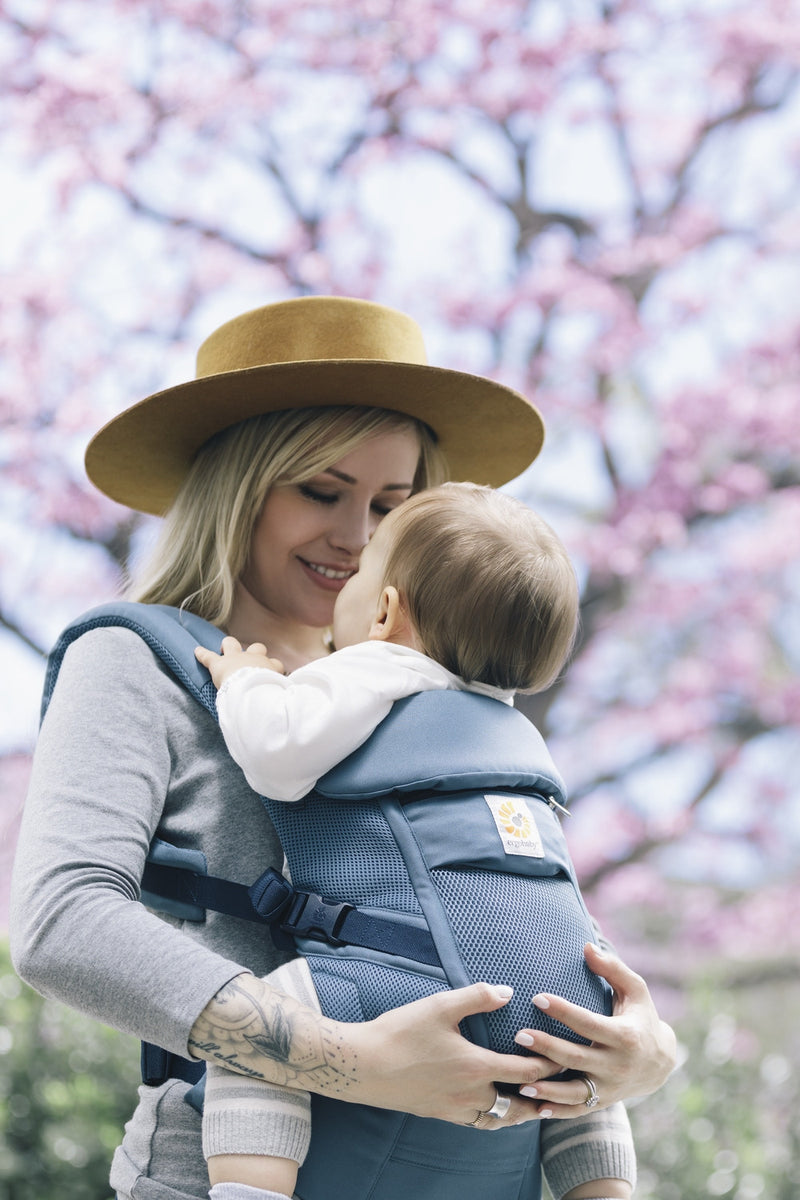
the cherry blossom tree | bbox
[2,0,799,991]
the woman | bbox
[11,297,675,1200]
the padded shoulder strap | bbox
[41,600,225,722]
[318,690,568,806]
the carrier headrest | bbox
[316,691,567,804]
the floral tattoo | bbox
[188,977,358,1095]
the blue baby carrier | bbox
[44,602,612,1200]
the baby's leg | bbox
[203,958,320,1200]
[540,1101,636,1200]
[209,1188,295,1200]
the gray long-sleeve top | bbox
[10,625,287,1057]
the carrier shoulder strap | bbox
[43,601,442,954]
[42,600,224,724]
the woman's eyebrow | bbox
[323,467,413,491]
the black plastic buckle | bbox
[248,866,295,923]
[280,890,354,947]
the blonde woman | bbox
[11,298,675,1200]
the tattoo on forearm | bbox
[188,978,358,1095]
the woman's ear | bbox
[368,586,416,646]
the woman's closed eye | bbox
[371,501,400,518]
[298,483,338,506]
[298,483,401,518]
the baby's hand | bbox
[195,636,285,689]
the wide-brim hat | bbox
[85,296,545,515]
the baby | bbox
[196,482,636,1200]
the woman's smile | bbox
[298,557,358,589]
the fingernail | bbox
[589,942,604,955]
[539,1108,553,1119]
[519,1085,538,1098]
[533,994,550,1009]
[515,1032,534,1047]
[495,985,514,999]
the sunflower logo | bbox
[485,794,544,859]
[497,799,533,840]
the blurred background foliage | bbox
[0,942,139,1200]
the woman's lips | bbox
[298,557,356,591]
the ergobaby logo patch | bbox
[485,794,544,858]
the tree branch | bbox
[0,610,48,660]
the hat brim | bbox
[85,359,545,515]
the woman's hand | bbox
[189,974,561,1130]
[512,943,677,1119]
[347,981,562,1127]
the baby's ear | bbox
[368,586,399,641]
[368,586,409,643]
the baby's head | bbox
[333,482,579,693]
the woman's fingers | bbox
[434,982,562,1088]
[511,944,678,1114]
[357,982,559,1127]
[523,944,650,1045]
[583,941,651,1010]
[438,978,514,1018]
[427,983,547,1087]
[462,1091,543,1129]
[534,991,612,1046]
[517,1068,605,1119]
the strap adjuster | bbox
[281,890,354,947]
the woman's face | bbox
[239,428,421,631]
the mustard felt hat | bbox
[85,296,545,515]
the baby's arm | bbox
[196,636,285,687]
[195,642,446,803]
[196,638,375,801]
[540,1101,636,1199]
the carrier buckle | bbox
[280,890,354,947]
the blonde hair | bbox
[130,406,446,625]
[383,483,579,692]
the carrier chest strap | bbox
[142,860,269,923]
[141,859,441,967]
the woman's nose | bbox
[328,503,375,555]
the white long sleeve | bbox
[215,641,512,802]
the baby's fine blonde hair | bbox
[383,483,579,693]
[131,406,446,626]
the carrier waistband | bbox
[141,859,441,966]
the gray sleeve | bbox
[9,627,263,1057]
[540,1102,637,1199]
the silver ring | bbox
[581,1074,599,1109]
[486,1090,512,1120]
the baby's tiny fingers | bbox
[220,636,244,654]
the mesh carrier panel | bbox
[266,797,422,913]
[307,955,450,1023]
[430,867,610,1049]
